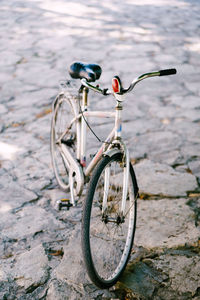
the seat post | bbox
[80,87,89,167]
[82,87,89,107]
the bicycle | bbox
[50,62,177,288]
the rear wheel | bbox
[50,94,78,191]
[81,153,138,288]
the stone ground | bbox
[0,0,200,299]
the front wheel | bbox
[81,153,138,288]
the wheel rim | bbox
[51,97,77,191]
[89,157,136,282]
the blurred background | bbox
[0,0,200,299]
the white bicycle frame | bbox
[56,85,130,214]
[55,67,176,211]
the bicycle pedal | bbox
[56,199,73,211]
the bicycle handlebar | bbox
[125,68,177,93]
[159,68,177,76]
[81,68,177,96]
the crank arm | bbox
[60,144,84,196]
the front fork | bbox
[121,144,130,215]
[102,144,130,218]
[114,101,130,216]
[102,100,130,219]
[102,92,130,220]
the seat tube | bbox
[115,101,122,139]
[80,87,88,167]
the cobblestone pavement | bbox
[0,0,200,299]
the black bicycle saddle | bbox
[68,62,102,82]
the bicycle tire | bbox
[81,152,138,288]
[50,94,78,191]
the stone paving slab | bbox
[134,159,198,197]
[135,198,199,249]
[0,0,200,299]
